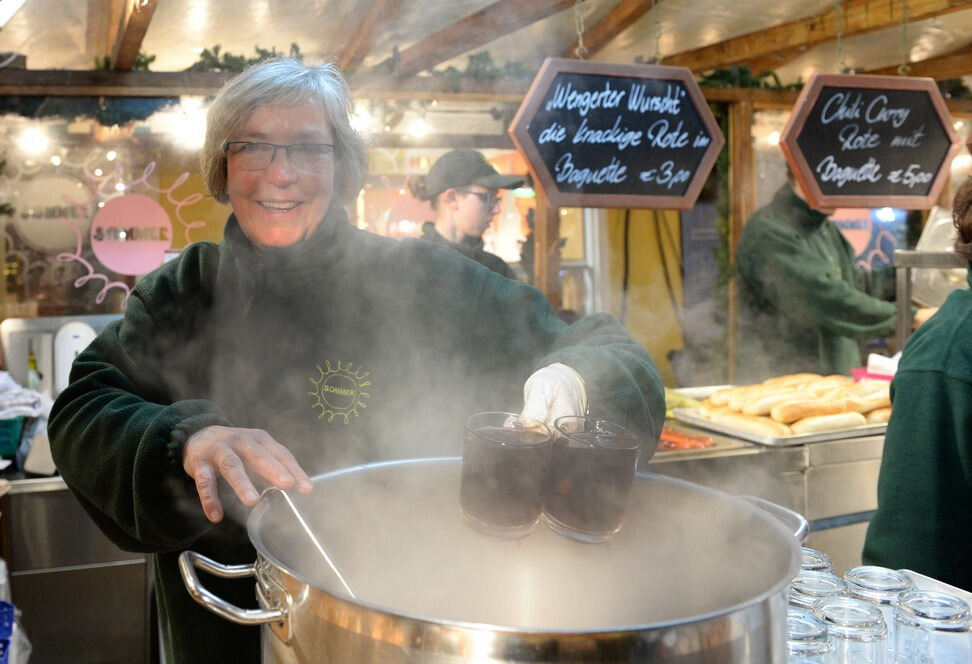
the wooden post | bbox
[727,100,756,384]
[533,190,562,311]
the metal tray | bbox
[671,408,887,447]
[901,569,972,604]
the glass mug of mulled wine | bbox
[543,415,643,543]
[459,412,552,539]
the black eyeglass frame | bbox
[224,141,335,172]
[453,187,501,209]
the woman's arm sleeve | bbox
[471,273,665,444]
[48,246,231,553]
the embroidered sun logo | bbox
[309,360,371,423]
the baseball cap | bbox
[426,149,524,198]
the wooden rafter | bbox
[662,0,972,72]
[3,69,972,118]
[111,0,159,70]
[744,45,810,76]
[865,43,972,79]
[338,0,398,73]
[385,0,574,79]
[560,0,658,59]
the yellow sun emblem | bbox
[309,360,371,423]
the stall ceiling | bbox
[0,0,970,87]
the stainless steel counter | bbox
[649,421,884,575]
[0,475,154,664]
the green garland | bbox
[185,43,304,73]
[697,65,804,91]
[0,95,177,126]
[939,78,971,100]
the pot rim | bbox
[247,456,801,635]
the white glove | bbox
[519,363,588,429]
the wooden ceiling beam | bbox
[111,0,159,70]
[387,0,574,79]
[338,0,398,73]
[864,44,972,79]
[744,45,811,76]
[559,0,658,59]
[662,0,972,72]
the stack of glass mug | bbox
[786,547,972,663]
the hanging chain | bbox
[651,0,662,63]
[833,1,846,73]
[573,0,588,60]
[898,0,911,75]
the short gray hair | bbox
[201,57,368,206]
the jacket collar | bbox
[771,185,829,231]
[223,205,350,271]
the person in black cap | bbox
[408,149,523,279]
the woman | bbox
[47,58,664,662]
[408,148,521,279]
[863,177,972,591]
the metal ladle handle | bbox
[265,487,357,600]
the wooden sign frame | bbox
[780,73,962,210]
[508,58,725,210]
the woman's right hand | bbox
[183,425,313,523]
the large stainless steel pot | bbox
[179,457,806,663]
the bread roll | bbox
[709,386,748,407]
[761,373,823,388]
[865,406,892,424]
[844,382,891,413]
[726,385,766,411]
[770,399,850,424]
[790,411,867,434]
[711,412,792,437]
[699,399,733,418]
[741,388,802,416]
[805,375,854,397]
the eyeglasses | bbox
[455,188,500,209]
[224,141,334,173]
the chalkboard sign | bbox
[508,58,724,209]
[781,73,961,209]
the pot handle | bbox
[738,495,809,544]
[178,550,286,626]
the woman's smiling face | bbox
[226,104,335,248]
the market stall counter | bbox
[650,416,885,575]
[0,475,155,664]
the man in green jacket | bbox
[47,58,664,664]
[863,179,972,592]
[734,174,933,383]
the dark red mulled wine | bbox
[544,418,642,543]
[459,414,551,539]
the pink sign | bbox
[90,194,172,276]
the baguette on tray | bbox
[688,373,886,438]
[790,411,867,434]
[710,412,792,437]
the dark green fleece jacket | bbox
[420,221,517,280]
[863,265,972,592]
[734,186,897,383]
[48,207,663,663]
